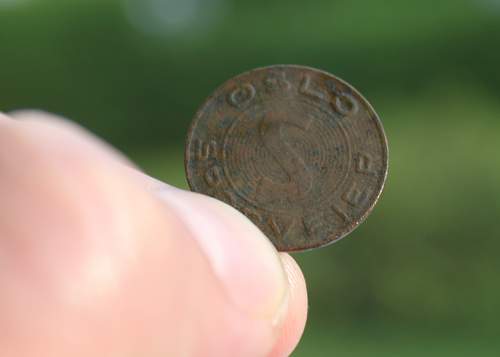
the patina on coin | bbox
[185,65,388,252]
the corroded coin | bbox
[185,65,388,252]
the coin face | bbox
[185,65,388,252]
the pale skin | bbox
[0,111,308,357]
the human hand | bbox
[0,111,308,357]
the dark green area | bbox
[2,0,500,354]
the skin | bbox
[0,111,308,357]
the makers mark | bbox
[355,152,376,175]
[228,83,256,109]
[299,74,326,101]
[194,139,218,161]
[342,183,371,207]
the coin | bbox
[184,65,388,252]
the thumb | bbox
[0,111,307,357]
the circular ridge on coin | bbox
[184,65,388,252]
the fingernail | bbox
[157,186,289,324]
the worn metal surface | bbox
[185,65,388,252]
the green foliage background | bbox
[1,0,500,355]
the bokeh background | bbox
[1,0,500,355]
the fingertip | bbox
[134,176,311,356]
[270,253,308,357]
[157,185,290,324]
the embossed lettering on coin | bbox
[185,65,388,252]
[228,83,256,108]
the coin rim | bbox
[184,64,389,252]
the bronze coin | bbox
[184,65,388,252]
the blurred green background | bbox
[1,0,500,355]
